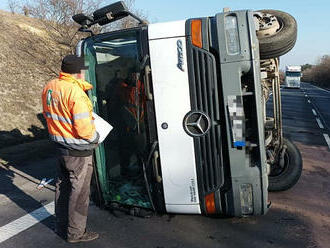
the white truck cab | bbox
[285,65,302,88]
[73,1,301,217]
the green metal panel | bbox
[84,40,111,200]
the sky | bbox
[1,0,329,69]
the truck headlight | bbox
[240,183,253,215]
[224,15,240,55]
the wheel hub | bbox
[254,12,281,38]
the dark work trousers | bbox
[55,155,93,240]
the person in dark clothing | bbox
[106,72,146,177]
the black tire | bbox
[268,138,302,191]
[256,10,297,59]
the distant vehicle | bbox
[285,65,301,88]
[73,2,302,217]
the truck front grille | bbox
[188,47,223,194]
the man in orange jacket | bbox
[42,55,99,243]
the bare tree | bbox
[7,0,30,16]
[23,0,147,46]
[120,0,148,28]
[101,0,148,32]
[301,55,330,88]
[22,5,30,16]
[9,0,147,76]
[7,0,21,14]
[24,0,103,52]
[9,0,104,76]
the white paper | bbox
[92,112,113,143]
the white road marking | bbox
[316,118,324,129]
[308,100,311,103]
[0,201,55,243]
[323,134,330,150]
[309,84,330,93]
[37,178,54,190]
[312,109,317,116]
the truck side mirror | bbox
[93,1,129,25]
[73,1,146,30]
[72,13,94,27]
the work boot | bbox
[67,231,99,243]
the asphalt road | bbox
[0,82,329,248]
[279,82,330,147]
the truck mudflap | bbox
[215,10,269,216]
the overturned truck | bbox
[73,1,302,217]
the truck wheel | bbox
[255,10,297,59]
[268,138,302,191]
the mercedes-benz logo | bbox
[183,111,211,137]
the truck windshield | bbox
[84,30,151,209]
[286,71,301,77]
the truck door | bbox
[81,28,160,211]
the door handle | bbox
[144,65,153,100]
[152,150,162,183]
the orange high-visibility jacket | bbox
[119,79,145,121]
[42,72,98,151]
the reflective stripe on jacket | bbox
[42,72,98,151]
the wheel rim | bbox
[255,12,283,38]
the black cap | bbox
[61,55,88,74]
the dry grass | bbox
[0,10,60,148]
[0,6,143,149]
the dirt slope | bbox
[0,10,61,148]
